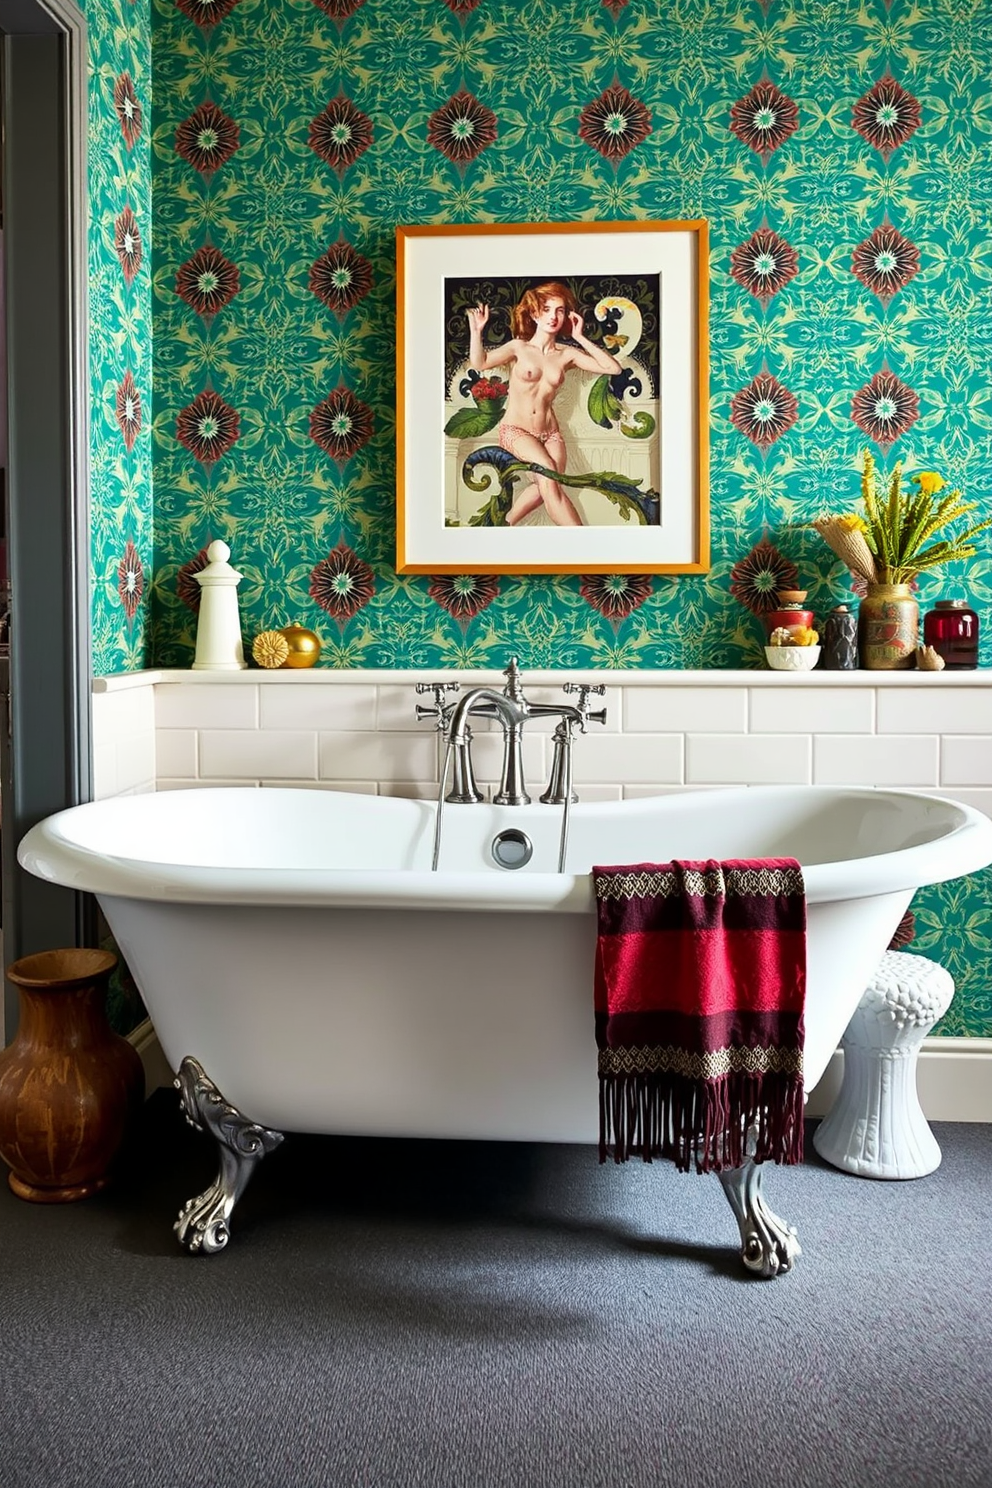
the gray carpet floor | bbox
[1,1094,991,1488]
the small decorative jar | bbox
[764,589,814,641]
[822,605,858,670]
[858,583,919,670]
[923,600,979,670]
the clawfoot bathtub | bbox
[18,784,992,1277]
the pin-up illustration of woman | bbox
[465,281,622,527]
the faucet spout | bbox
[448,686,530,805]
[524,702,584,727]
[448,688,526,744]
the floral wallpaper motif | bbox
[86,0,992,1033]
[88,0,154,674]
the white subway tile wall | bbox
[687,733,810,785]
[89,672,992,816]
[199,729,318,780]
[155,682,258,730]
[316,730,439,782]
[571,731,682,785]
[155,729,197,780]
[941,737,992,787]
[877,688,992,735]
[259,684,377,733]
[376,686,435,732]
[749,688,874,735]
[813,733,939,786]
[624,686,747,734]
[92,688,156,798]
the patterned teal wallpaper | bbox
[84,0,992,1034]
[87,0,154,675]
[81,0,154,1032]
[144,0,992,671]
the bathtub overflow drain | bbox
[491,829,533,870]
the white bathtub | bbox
[19,784,992,1143]
[21,783,992,1272]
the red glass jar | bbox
[765,589,814,641]
[923,599,979,669]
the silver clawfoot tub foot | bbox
[173,1056,284,1255]
[717,1159,801,1278]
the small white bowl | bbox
[764,644,821,672]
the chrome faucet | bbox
[417,661,609,869]
[446,661,532,805]
[441,660,607,807]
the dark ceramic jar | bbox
[822,605,858,670]
[923,599,979,669]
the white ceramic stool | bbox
[812,949,954,1180]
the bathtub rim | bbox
[17,783,992,912]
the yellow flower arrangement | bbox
[813,450,990,586]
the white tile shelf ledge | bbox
[94,666,992,691]
[92,664,992,802]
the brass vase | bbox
[858,583,919,670]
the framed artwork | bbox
[395,219,709,575]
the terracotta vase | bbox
[0,948,144,1202]
[858,583,919,670]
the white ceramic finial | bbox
[192,538,247,671]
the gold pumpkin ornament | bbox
[281,623,321,668]
[252,630,291,669]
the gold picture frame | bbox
[396,219,709,575]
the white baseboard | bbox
[130,1021,992,1126]
[806,1037,992,1123]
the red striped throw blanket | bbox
[593,859,806,1174]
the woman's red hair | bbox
[511,280,578,339]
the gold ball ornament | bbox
[281,623,321,668]
[252,630,291,669]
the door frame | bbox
[1,0,92,1040]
